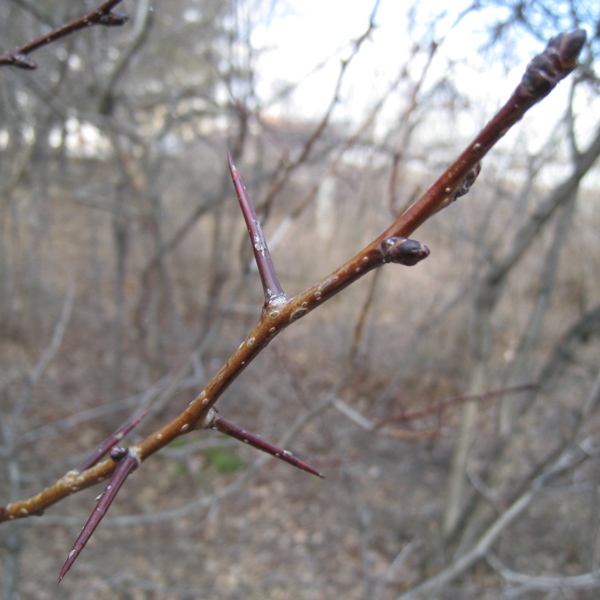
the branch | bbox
[395,433,598,600]
[245,2,382,215]
[0,0,128,70]
[0,29,586,527]
[327,384,535,440]
[487,553,600,595]
[1,278,75,449]
[97,0,153,114]
[375,383,537,429]
[379,29,585,239]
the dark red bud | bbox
[381,237,430,266]
[12,53,36,69]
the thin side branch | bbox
[487,553,600,594]
[396,433,598,600]
[375,383,537,428]
[0,0,128,69]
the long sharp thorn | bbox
[77,408,151,472]
[227,150,287,305]
[211,412,324,479]
[57,448,140,584]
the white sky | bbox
[245,0,598,186]
[251,0,508,120]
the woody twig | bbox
[0,25,587,583]
[0,0,128,70]
[1,28,585,525]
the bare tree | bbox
[1,1,598,598]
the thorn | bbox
[77,408,151,472]
[211,412,324,479]
[57,448,140,584]
[227,150,287,305]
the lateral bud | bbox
[110,446,128,462]
[381,237,430,266]
[98,12,129,26]
[12,53,37,69]
[454,161,482,200]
